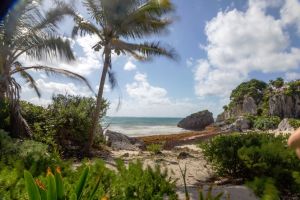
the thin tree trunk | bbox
[86,46,111,154]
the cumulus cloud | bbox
[126,72,170,104]
[281,0,300,34]
[21,78,94,105]
[194,0,300,98]
[124,60,137,71]
[107,72,201,117]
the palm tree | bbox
[0,0,93,137]
[72,0,177,153]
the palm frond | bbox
[83,0,104,26]
[19,70,41,98]
[111,39,178,60]
[10,65,94,93]
[34,1,76,31]
[118,0,174,38]
[24,36,75,61]
[72,19,102,40]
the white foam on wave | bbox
[108,125,187,136]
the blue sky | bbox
[20,0,300,118]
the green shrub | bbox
[230,79,267,105]
[269,78,284,89]
[246,177,280,200]
[253,116,280,130]
[147,143,163,154]
[47,95,109,153]
[25,159,178,200]
[289,118,300,129]
[201,132,300,198]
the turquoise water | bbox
[103,117,185,136]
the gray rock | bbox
[221,123,239,132]
[242,96,257,115]
[235,117,251,131]
[216,113,225,123]
[177,110,214,130]
[269,94,300,118]
[220,117,250,132]
[278,118,294,132]
[104,130,146,151]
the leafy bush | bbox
[269,77,284,89]
[285,80,300,96]
[253,116,280,130]
[147,143,163,155]
[201,132,300,198]
[0,130,63,199]
[25,159,178,200]
[289,118,300,129]
[246,177,280,200]
[230,79,267,105]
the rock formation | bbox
[277,118,294,132]
[178,110,214,130]
[269,94,300,118]
[104,130,146,151]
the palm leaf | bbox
[111,39,177,60]
[10,66,94,93]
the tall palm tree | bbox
[0,0,93,137]
[72,0,177,153]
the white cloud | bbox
[21,78,94,105]
[281,0,300,34]
[126,72,170,104]
[194,0,300,98]
[107,72,201,117]
[124,60,137,71]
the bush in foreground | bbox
[200,132,300,198]
[24,160,177,200]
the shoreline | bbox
[135,125,221,149]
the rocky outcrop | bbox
[269,94,300,118]
[221,116,251,132]
[104,130,146,151]
[278,118,294,132]
[243,96,258,115]
[217,96,258,122]
[178,110,214,130]
[235,116,251,131]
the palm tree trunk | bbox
[86,46,111,154]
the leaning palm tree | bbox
[72,0,177,153]
[0,0,93,137]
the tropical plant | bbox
[24,160,178,200]
[0,0,92,138]
[200,132,300,198]
[72,0,177,153]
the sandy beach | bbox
[102,126,258,200]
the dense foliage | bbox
[25,160,178,200]
[0,129,62,199]
[229,79,267,105]
[0,95,109,156]
[289,118,300,129]
[252,116,281,130]
[200,132,300,198]
[1,130,178,200]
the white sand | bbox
[107,144,258,200]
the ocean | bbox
[103,116,186,136]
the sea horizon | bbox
[103,116,186,136]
